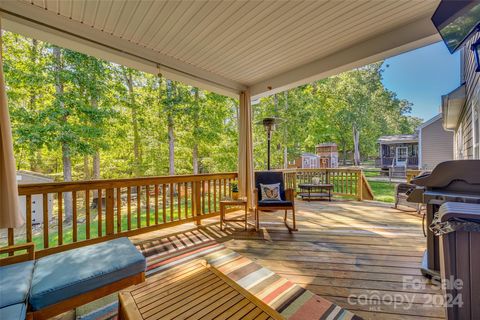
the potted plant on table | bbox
[231,181,239,200]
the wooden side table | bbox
[220,198,248,230]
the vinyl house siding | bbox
[455,32,480,159]
[420,117,453,170]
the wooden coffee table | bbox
[118,260,281,320]
[298,183,333,201]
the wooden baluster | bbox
[349,172,353,195]
[218,179,222,201]
[137,186,141,228]
[162,184,167,223]
[154,184,159,225]
[223,179,227,198]
[97,189,102,237]
[106,188,114,235]
[86,190,90,239]
[146,185,150,226]
[25,195,32,243]
[117,188,122,233]
[7,228,14,256]
[190,183,194,219]
[177,183,181,220]
[127,187,132,230]
[194,180,201,225]
[43,193,49,248]
[184,182,188,219]
[72,192,77,242]
[170,183,174,221]
[213,179,217,213]
[207,180,211,213]
[357,171,363,200]
[58,192,63,245]
[201,181,205,215]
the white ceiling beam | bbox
[0,1,246,98]
[249,16,441,100]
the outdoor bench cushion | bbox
[29,237,146,311]
[258,200,293,207]
[0,260,34,308]
[0,303,27,320]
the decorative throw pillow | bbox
[312,177,321,185]
[260,183,282,201]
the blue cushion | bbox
[29,237,146,311]
[0,260,34,308]
[258,200,293,207]
[0,303,26,320]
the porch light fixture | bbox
[473,38,480,72]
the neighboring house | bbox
[17,170,54,224]
[417,114,454,170]
[376,134,419,170]
[294,153,320,169]
[442,31,480,159]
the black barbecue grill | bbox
[407,160,480,279]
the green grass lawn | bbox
[363,170,382,177]
[368,180,396,203]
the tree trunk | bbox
[90,98,101,180]
[83,156,90,180]
[166,80,175,176]
[353,126,361,166]
[192,88,199,174]
[93,152,100,179]
[28,39,39,172]
[273,93,278,115]
[54,47,72,221]
[123,69,142,177]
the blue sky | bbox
[381,41,460,121]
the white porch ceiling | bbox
[0,0,441,99]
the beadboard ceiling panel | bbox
[0,0,441,98]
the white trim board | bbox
[0,1,440,100]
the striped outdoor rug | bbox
[79,230,361,320]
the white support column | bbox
[238,90,254,209]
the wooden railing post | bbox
[356,170,363,201]
[106,188,115,235]
[193,180,202,226]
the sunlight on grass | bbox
[368,180,396,203]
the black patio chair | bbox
[254,171,297,232]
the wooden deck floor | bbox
[131,200,445,320]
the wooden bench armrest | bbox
[0,242,35,266]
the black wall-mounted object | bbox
[472,38,480,72]
[432,0,480,53]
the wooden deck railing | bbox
[3,173,237,258]
[283,168,374,201]
[2,168,374,258]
